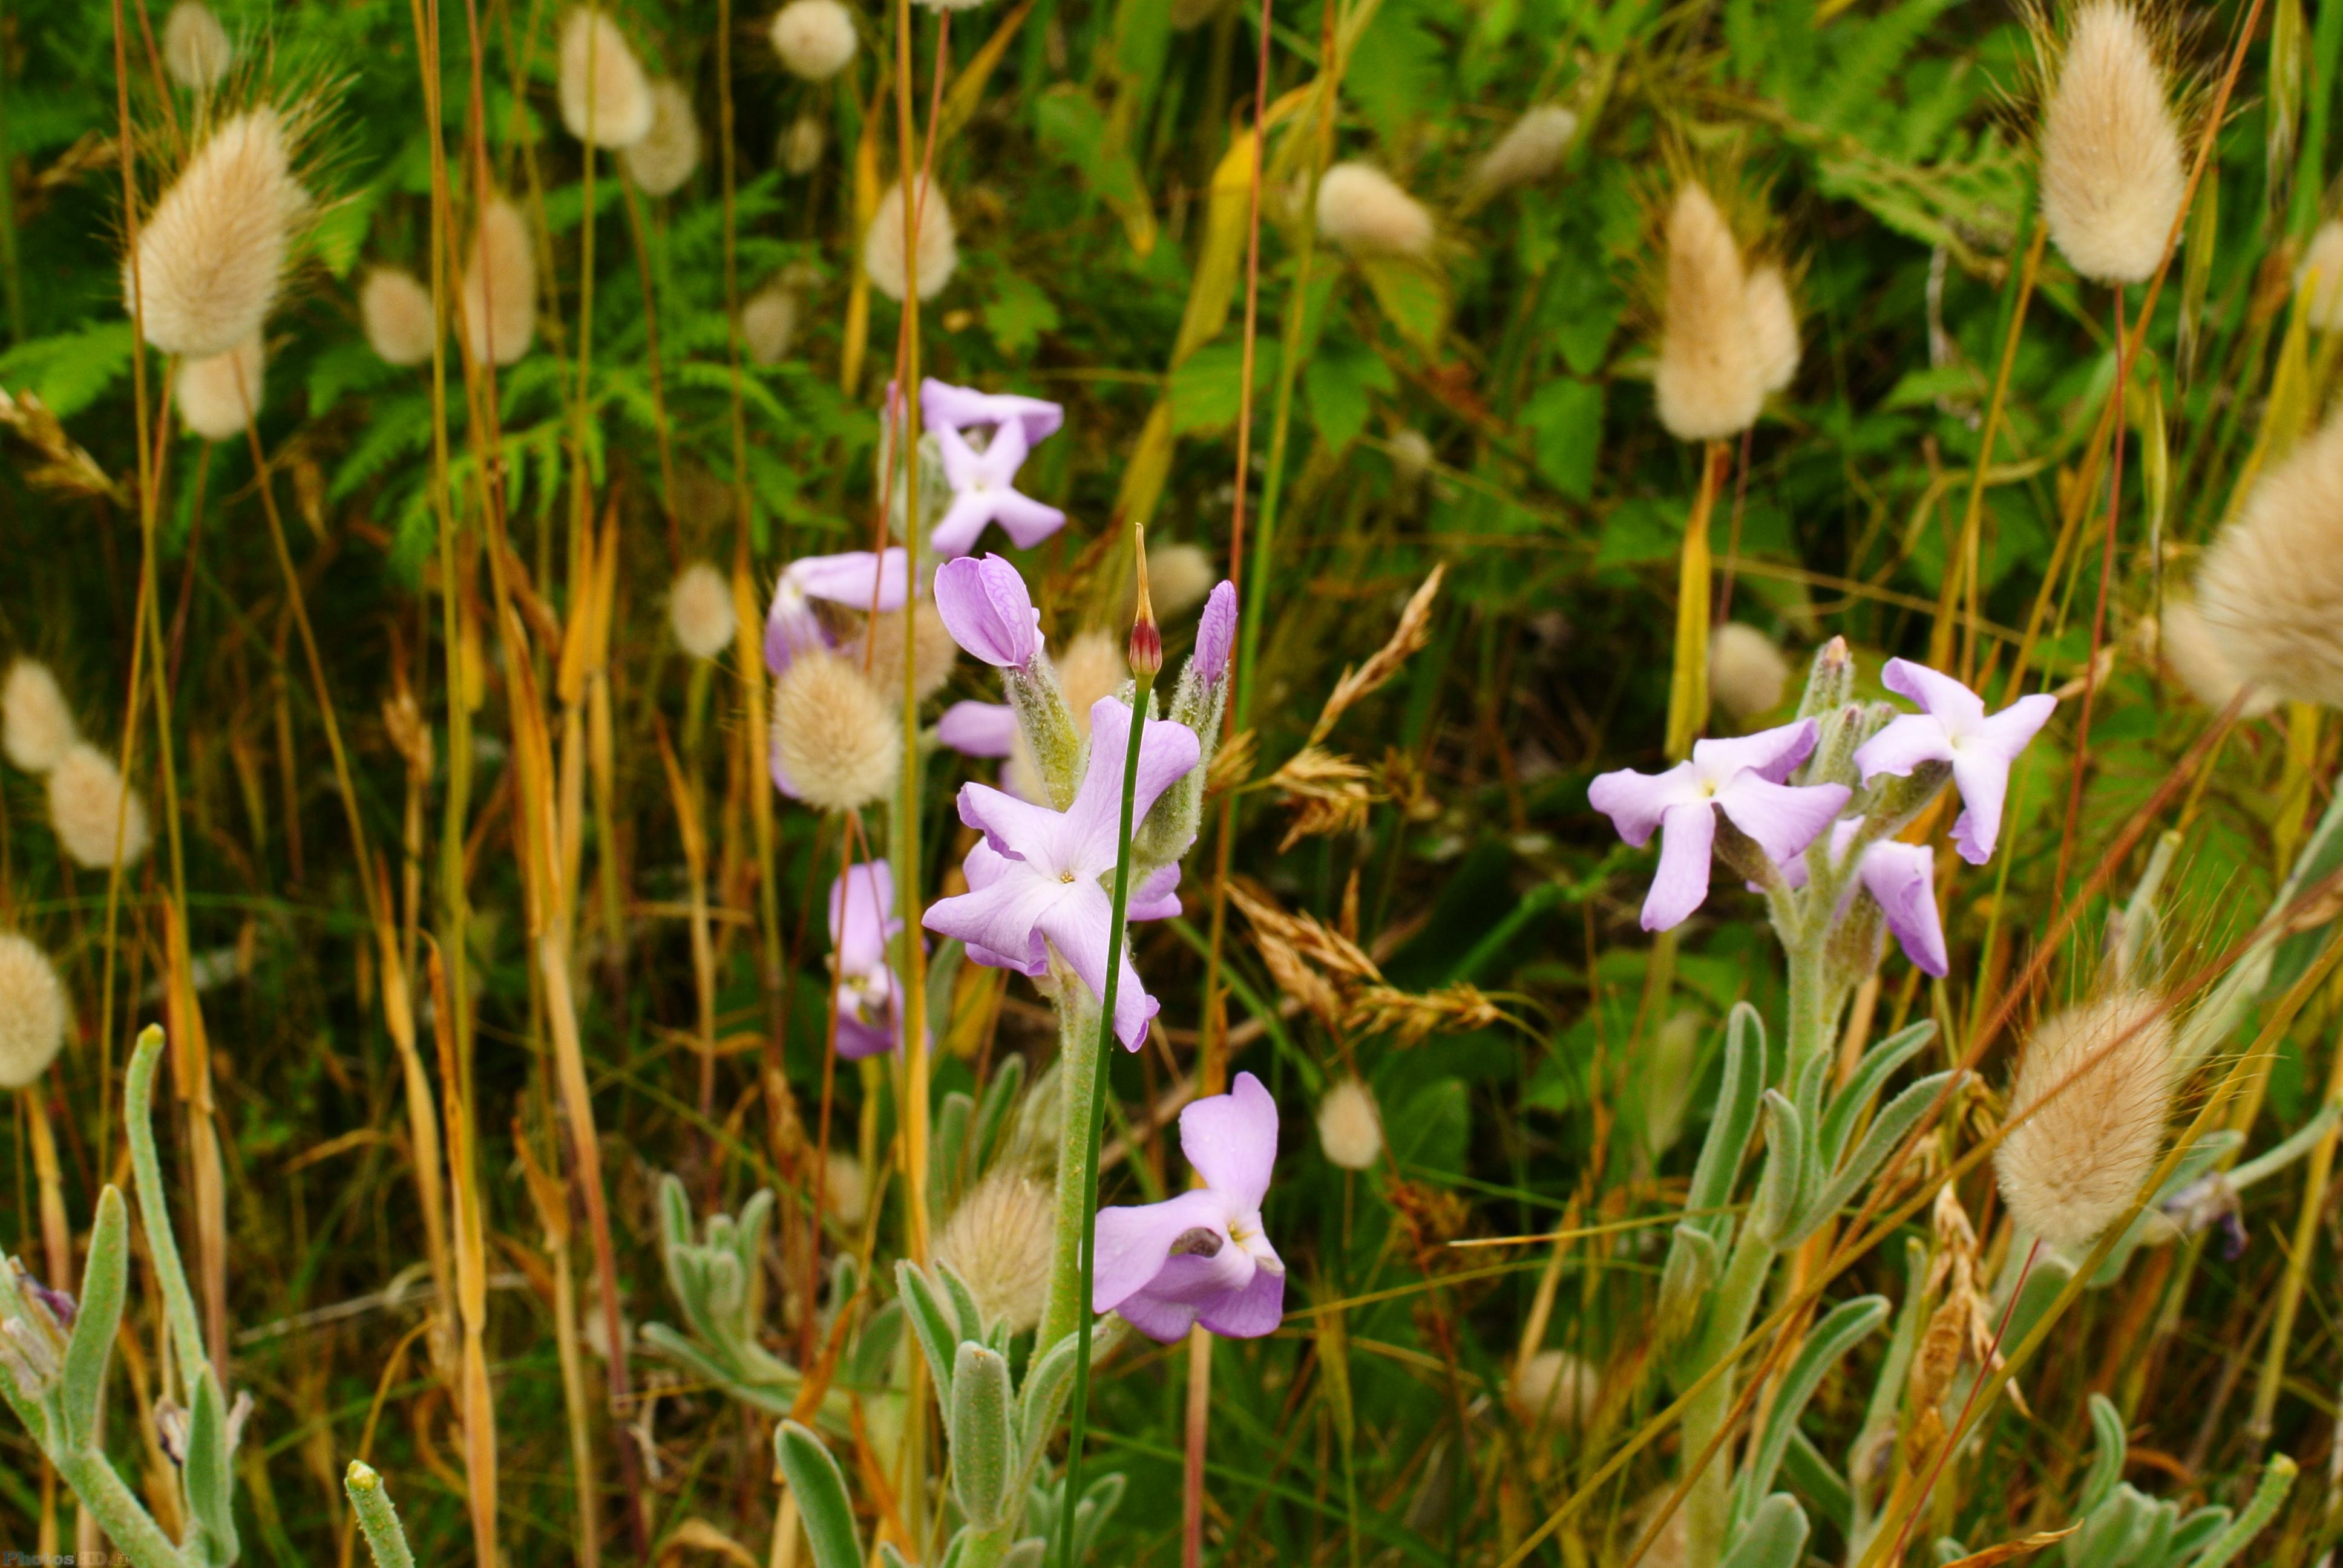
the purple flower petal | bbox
[1858,840,1947,977]
[1643,802,1718,931]
[925,421,1066,560]
[1945,753,2011,866]
[920,378,1065,446]
[794,549,911,611]
[828,859,896,972]
[1852,713,1956,782]
[938,700,1020,757]
[988,489,1070,549]
[1092,1187,1233,1317]
[1691,719,1820,785]
[1714,777,1852,866]
[1881,658,1985,728]
[933,555,1041,668]
[947,840,1050,976]
[1035,876,1159,1050]
[1127,861,1182,922]
[1060,700,1202,871]
[1588,760,1702,848]
[1178,1072,1278,1210]
[921,861,1067,981]
[1194,1256,1286,1339]
[1193,580,1237,687]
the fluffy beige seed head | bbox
[1470,105,1579,196]
[1654,181,1762,442]
[459,197,537,367]
[1314,162,1435,258]
[1147,543,1217,622]
[771,653,901,811]
[743,281,800,365]
[1708,622,1789,722]
[1994,991,2174,1247]
[2039,1,2185,284]
[48,742,151,869]
[126,108,304,358]
[558,9,654,148]
[4,661,78,774]
[934,1170,1056,1334]
[0,934,69,1089]
[2298,219,2343,333]
[361,267,436,365]
[771,0,858,80]
[849,601,958,703]
[1316,1077,1383,1169]
[175,331,265,440]
[2155,598,2278,719]
[864,180,957,302]
[781,113,827,174]
[2195,405,2343,707]
[1744,265,1800,393]
[624,80,701,196]
[1389,427,1434,491]
[669,563,738,661]
[162,1,232,91]
[824,1150,868,1229]
[1508,1349,1596,1431]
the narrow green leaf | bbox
[775,1420,865,1568]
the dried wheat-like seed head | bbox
[2152,597,2278,718]
[48,742,151,869]
[624,79,701,196]
[361,267,436,365]
[771,0,858,80]
[558,8,655,148]
[2297,218,2343,333]
[1653,180,1762,442]
[162,1,232,91]
[743,280,801,365]
[1470,105,1579,197]
[1994,991,2174,1247]
[1744,264,1800,393]
[175,330,265,440]
[459,197,537,367]
[864,179,957,302]
[934,1170,1055,1334]
[669,562,738,661]
[1316,1077,1383,1169]
[771,652,901,811]
[1315,162,1435,259]
[2195,405,2343,707]
[2038,0,2185,284]
[126,108,306,358]
[1709,621,1789,723]
[3,660,79,774]
[0,933,68,1089]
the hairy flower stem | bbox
[1054,662,1160,1568]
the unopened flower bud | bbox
[933,554,1040,668]
[1794,635,1854,721]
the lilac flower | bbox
[1194,580,1237,687]
[830,859,905,1059]
[933,554,1042,668]
[1093,1071,1284,1342]
[765,548,911,675]
[1587,720,1852,933]
[920,377,1065,447]
[955,838,1181,968]
[929,421,1067,560]
[938,700,1018,757]
[923,698,1199,1048]
[1852,659,2057,865]
[1775,820,1948,978]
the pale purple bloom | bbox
[1194,580,1237,687]
[920,377,1065,447]
[1093,1071,1284,1342]
[765,549,911,675]
[938,700,1019,757]
[929,421,1067,560]
[923,698,1199,1048]
[830,859,905,1059]
[1852,659,2056,865]
[1774,820,1948,978]
[1587,720,1852,933]
[933,554,1042,668]
[955,838,1181,967]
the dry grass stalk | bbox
[1308,565,1446,745]
[0,387,127,504]
[1268,746,1381,851]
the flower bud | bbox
[1128,532,1164,680]
[1793,635,1854,720]
[1194,580,1237,688]
[933,554,1041,668]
